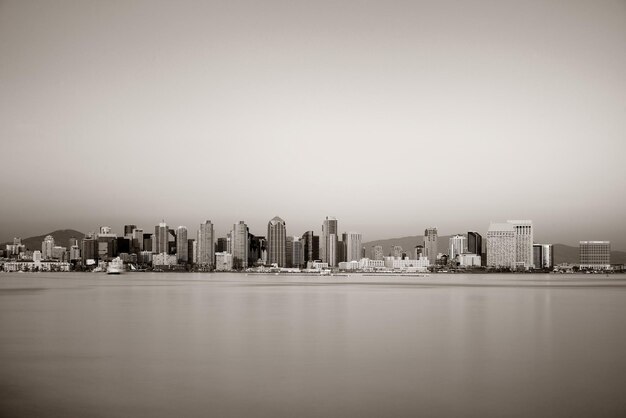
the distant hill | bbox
[363,237,626,265]
[2,229,85,251]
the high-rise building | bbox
[81,232,97,265]
[216,237,228,253]
[302,231,319,262]
[423,228,438,265]
[176,226,188,263]
[289,236,304,268]
[508,220,533,268]
[371,245,383,260]
[154,221,169,254]
[197,220,215,268]
[321,217,338,267]
[248,235,267,266]
[448,234,467,259]
[579,241,610,270]
[268,216,287,267]
[70,245,81,261]
[189,239,196,264]
[467,231,482,256]
[68,237,78,248]
[232,221,249,269]
[143,233,152,253]
[486,223,516,269]
[41,235,55,259]
[132,228,144,253]
[414,245,424,260]
[124,224,137,238]
[392,245,403,258]
[97,227,118,261]
[533,244,554,270]
[342,232,362,262]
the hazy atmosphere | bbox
[1,0,624,248]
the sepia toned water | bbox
[1,272,625,417]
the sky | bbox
[0,0,625,248]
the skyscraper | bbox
[154,221,169,254]
[232,221,249,269]
[423,228,438,265]
[508,220,533,268]
[302,231,319,262]
[321,216,338,267]
[176,226,188,263]
[342,232,362,262]
[81,232,97,265]
[486,223,516,269]
[132,228,144,252]
[41,235,55,259]
[197,220,215,268]
[371,245,383,260]
[124,224,137,238]
[267,216,287,267]
[467,231,482,256]
[580,241,610,270]
[448,234,467,259]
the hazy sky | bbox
[1,0,624,248]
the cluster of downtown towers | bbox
[71,217,575,270]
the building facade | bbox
[508,220,533,268]
[267,216,287,267]
[579,241,610,270]
[321,217,338,267]
[343,232,362,262]
[175,226,188,263]
[486,223,516,269]
[197,220,215,268]
[423,227,438,265]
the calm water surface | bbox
[1,272,625,417]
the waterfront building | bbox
[533,244,554,270]
[392,245,403,258]
[215,252,233,271]
[197,220,215,269]
[424,228,438,265]
[449,234,467,259]
[384,256,430,271]
[321,217,339,267]
[81,233,97,265]
[232,221,249,269]
[579,241,610,270]
[187,239,195,264]
[132,228,144,252]
[267,216,287,267]
[302,231,319,262]
[467,231,482,255]
[51,246,66,260]
[216,237,228,253]
[154,221,169,254]
[342,232,362,262]
[291,237,304,268]
[139,251,153,265]
[371,245,384,261]
[508,220,533,269]
[414,245,424,260]
[153,253,177,267]
[143,233,152,253]
[41,235,55,259]
[457,253,482,267]
[359,258,386,270]
[486,223,516,269]
[176,226,188,263]
[70,245,80,261]
[248,235,267,266]
[97,227,118,261]
[338,261,360,271]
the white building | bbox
[338,261,360,270]
[384,256,430,271]
[343,232,362,262]
[359,258,385,270]
[486,223,516,269]
[307,260,329,270]
[508,220,533,268]
[457,253,482,267]
[153,253,177,267]
[448,234,467,259]
[215,252,233,271]
[321,216,338,266]
[41,235,55,259]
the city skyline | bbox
[0,0,624,250]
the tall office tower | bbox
[97,227,118,260]
[132,228,144,252]
[68,237,78,248]
[423,228,438,265]
[362,247,366,258]
[187,239,195,264]
[541,244,554,269]
[486,223,516,269]
[286,236,294,267]
[197,220,215,268]
[268,216,287,267]
[154,221,169,254]
[143,233,152,253]
[579,241,611,270]
[533,244,543,270]
[116,237,131,254]
[371,245,384,260]
[507,220,533,268]
[41,235,55,259]
[392,245,403,258]
[81,232,97,264]
[467,231,482,255]
[124,224,137,238]
[321,216,338,266]
[70,245,81,261]
[414,245,424,260]
[175,226,188,263]
[216,237,228,253]
[342,232,362,262]
[232,221,249,269]
[302,231,319,262]
[448,234,467,258]
[289,237,304,268]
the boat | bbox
[107,257,124,275]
